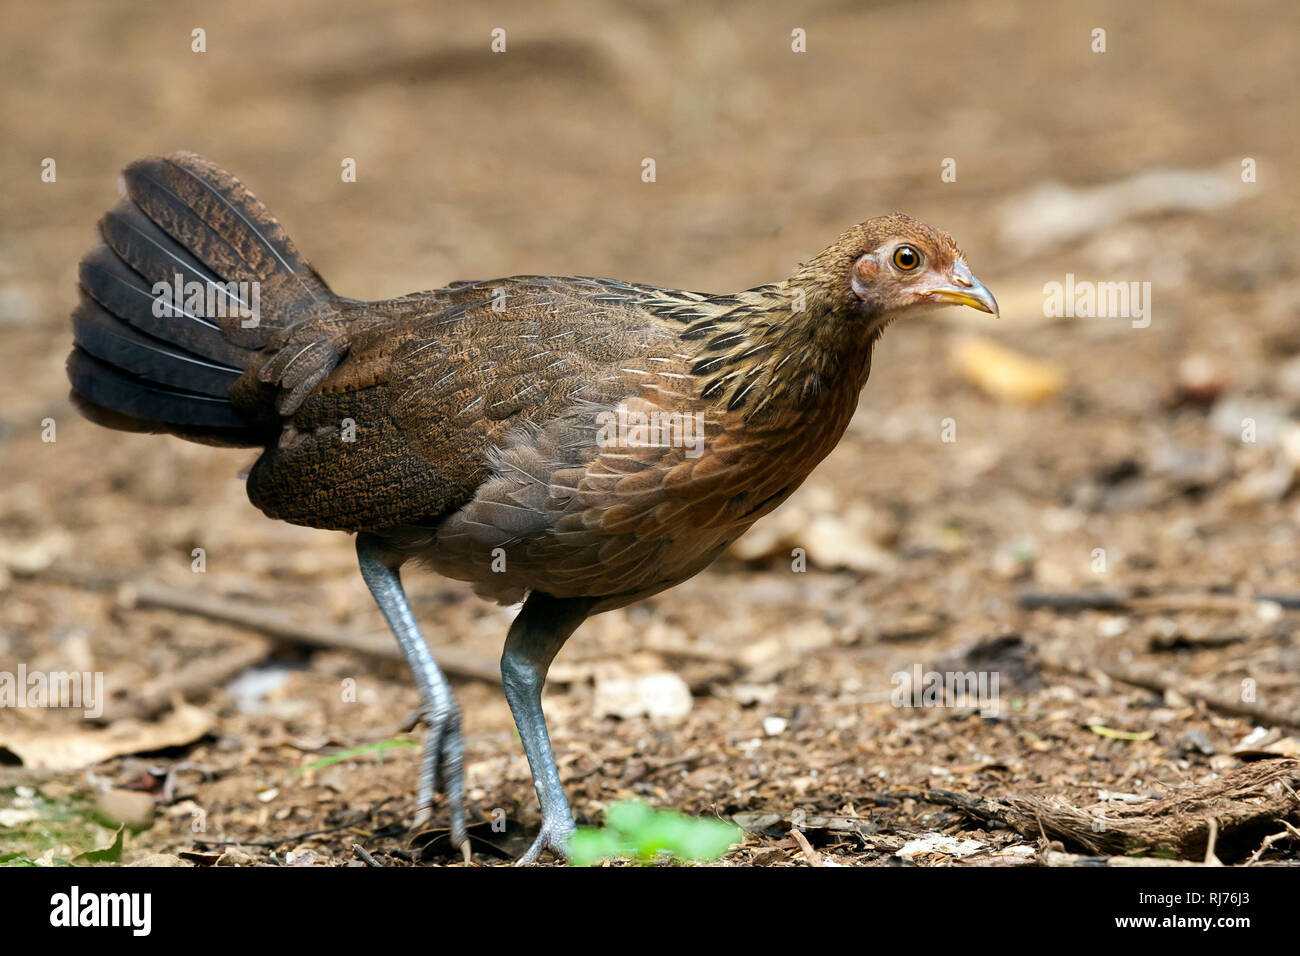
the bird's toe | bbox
[515,818,576,866]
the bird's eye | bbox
[892,245,922,271]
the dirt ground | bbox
[1,0,1299,867]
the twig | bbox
[1041,850,1203,867]
[1018,590,1130,612]
[352,843,382,867]
[923,789,1013,827]
[1244,821,1300,865]
[40,564,502,684]
[1011,760,1300,859]
[1128,594,1275,614]
[190,819,367,848]
[1204,817,1222,866]
[123,580,501,684]
[1020,589,1296,615]
[128,638,272,718]
[925,762,1300,861]
[790,828,823,866]
[1042,654,1300,728]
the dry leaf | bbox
[0,703,213,770]
[954,336,1066,403]
[1088,724,1156,742]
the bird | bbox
[66,151,997,864]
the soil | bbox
[1,0,1298,866]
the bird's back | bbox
[243,276,696,534]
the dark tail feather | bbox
[119,153,332,350]
[67,348,251,433]
[71,297,241,397]
[68,152,337,445]
[78,242,248,367]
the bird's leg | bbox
[501,592,596,865]
[356,533,467,855]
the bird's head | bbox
[683,213,997,420]
[793,212,998,329]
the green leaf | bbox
[568,800,741,867]
[73,825,124,864]
[296,738,418,773]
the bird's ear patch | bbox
[850,254,881,300]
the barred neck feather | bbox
[663,282,884,423]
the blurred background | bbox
[1,0,1298,865]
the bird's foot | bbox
[405,695,469,859]
[516,815,576,866]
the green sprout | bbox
[568,800,741,866]
[295,737,418,773]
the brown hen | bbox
[67,152,997,863]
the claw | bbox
[516,818,576,866]
[399,706,425,734]
[404,695,468,860]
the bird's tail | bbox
[67,152,337,446]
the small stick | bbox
[1042,850,1203,868]
[191,819,366,848]
[1128,594,1271,614]
[1018,590,1130,612]
[128,638,271,719]
[923,789,1012,826]
[1203,818,1221,866]
[40,565,503,685]
[1244,822,1300,865]
[1042,655,1300,728]
[352,843,382,867]
[1019,589,1293,615]
[790,828,822,867]
[125,581,501,684]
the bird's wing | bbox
[419,284,817,605]
[243,276,695,531]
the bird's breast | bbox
[419,361,864,606]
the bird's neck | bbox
[684,283,882,425]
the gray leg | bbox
[356,533,467,856]
[501,592,595,864]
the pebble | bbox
[593,671,692,723]
[762,716,789,736]
[95,788,155,828]
[1179,728,1216,756]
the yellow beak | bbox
[927,261,999,315]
